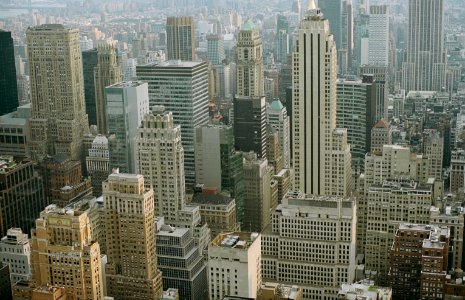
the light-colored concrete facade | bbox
[27,24,89,162]
[262,191,356,300]
[103,173,163,299]
[30,204,104,300]
[367,5,389,66]
[236,21,264,98]
[267,100,290,169]
[208,232,261,300]
[0,228,31,284]
[292,4,352,196]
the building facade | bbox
[86,134,111,197]
[166,16,196,61]
[0,30,19,116]
[82,48,98,126]
[27,24,89,162]
[0,228,31,284]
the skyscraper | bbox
[236,20,264,98]
[267,99,291,169]
[207,34,225,65]
[94,45,123,134]
[403,0,446,91]
[106,81,149,173]
[0,228,31,284]
[136,61,209,188]
[367,5,389,66]
[27,24,89,162]
[86,134,111,197]
[0,30,19,116]
[166,16,196,61]
[30,204,104,299]
[82,48,98,126]
[194,124,244,223]
[292,2,352,196]
[135,107,185,223]
[103,173,163,299]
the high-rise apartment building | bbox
[0,228,31,283]
[389,224,449,300]
[135,108,185,223]
[402,0,446,91]
[103,173,163,299]
[262,192,356,299]
[106,81,149,173]
[242,152,274,232]
[82,48,98,126]
[370,119,391,154]
[233,96,267,159]
[31,204,104,299]
[363,179,433,283]
[292,2,352,196]
[156,223,207,300]
[27,24,89,162]
[0,30,19,116]
[136,61,209,187]
[236,21,264,98]
[86,134,111,197]
[267,100,290,169]
[0,156,46,238]
[208,232,261,300]
[194,124,244,223]
[336,77,376,171]
[166,16,195,61]
[367,5,389,66]
[94,45,123,134]
[207,34,225,65]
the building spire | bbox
[307,0,316,10]
[306,0,321,17]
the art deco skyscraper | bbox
[27,24,90,162]
[103,173,163,299]
[292,1,352,196]
[166,16,195,61]
[236,21,264,98]
[94,44,123,134]
[403,0,445,91]
[0,30,19,116]
[30,204,104,299]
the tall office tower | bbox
[137,61,209,187]
[449,150,465,193]
[402,0,446,91]
[156,224,208,300]
[370,119,391,154]
[341,0,354,73]
[103,173,163,299]
[276,30,290,64]
[208,232,261,300]
[367,5,389,66]
[30,204,104,299]
[86,134,111,197]
[363,179,433,284]
[40,154,92,207]
[194,124,244,223]
[82,49,98,126]
[0,228,31,283]
[0,30,19,116]
[236,21,264,97]
[292,2,352,196]
[360,66,388,121]
[94,45,123,134]
[422,129,444,181]
[234,96,267,158]
[242,152,273,232]
[0,262,12,300]
[267,100,290,169]
[135,108,185,223]
[27,25,89,162]
[336,77,376,171]
[262,192,356,299]
[389,224,449,300]
[207,34,225,65]
[106,81,149,173]
[0,156,46,238]
[166,16,195,61]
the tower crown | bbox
[306,0,322,17]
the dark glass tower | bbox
[82,48,98,126]
[0,30,19,115]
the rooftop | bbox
[191,192,234,206]
[107,81,146,88]
[211,232,259,250]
